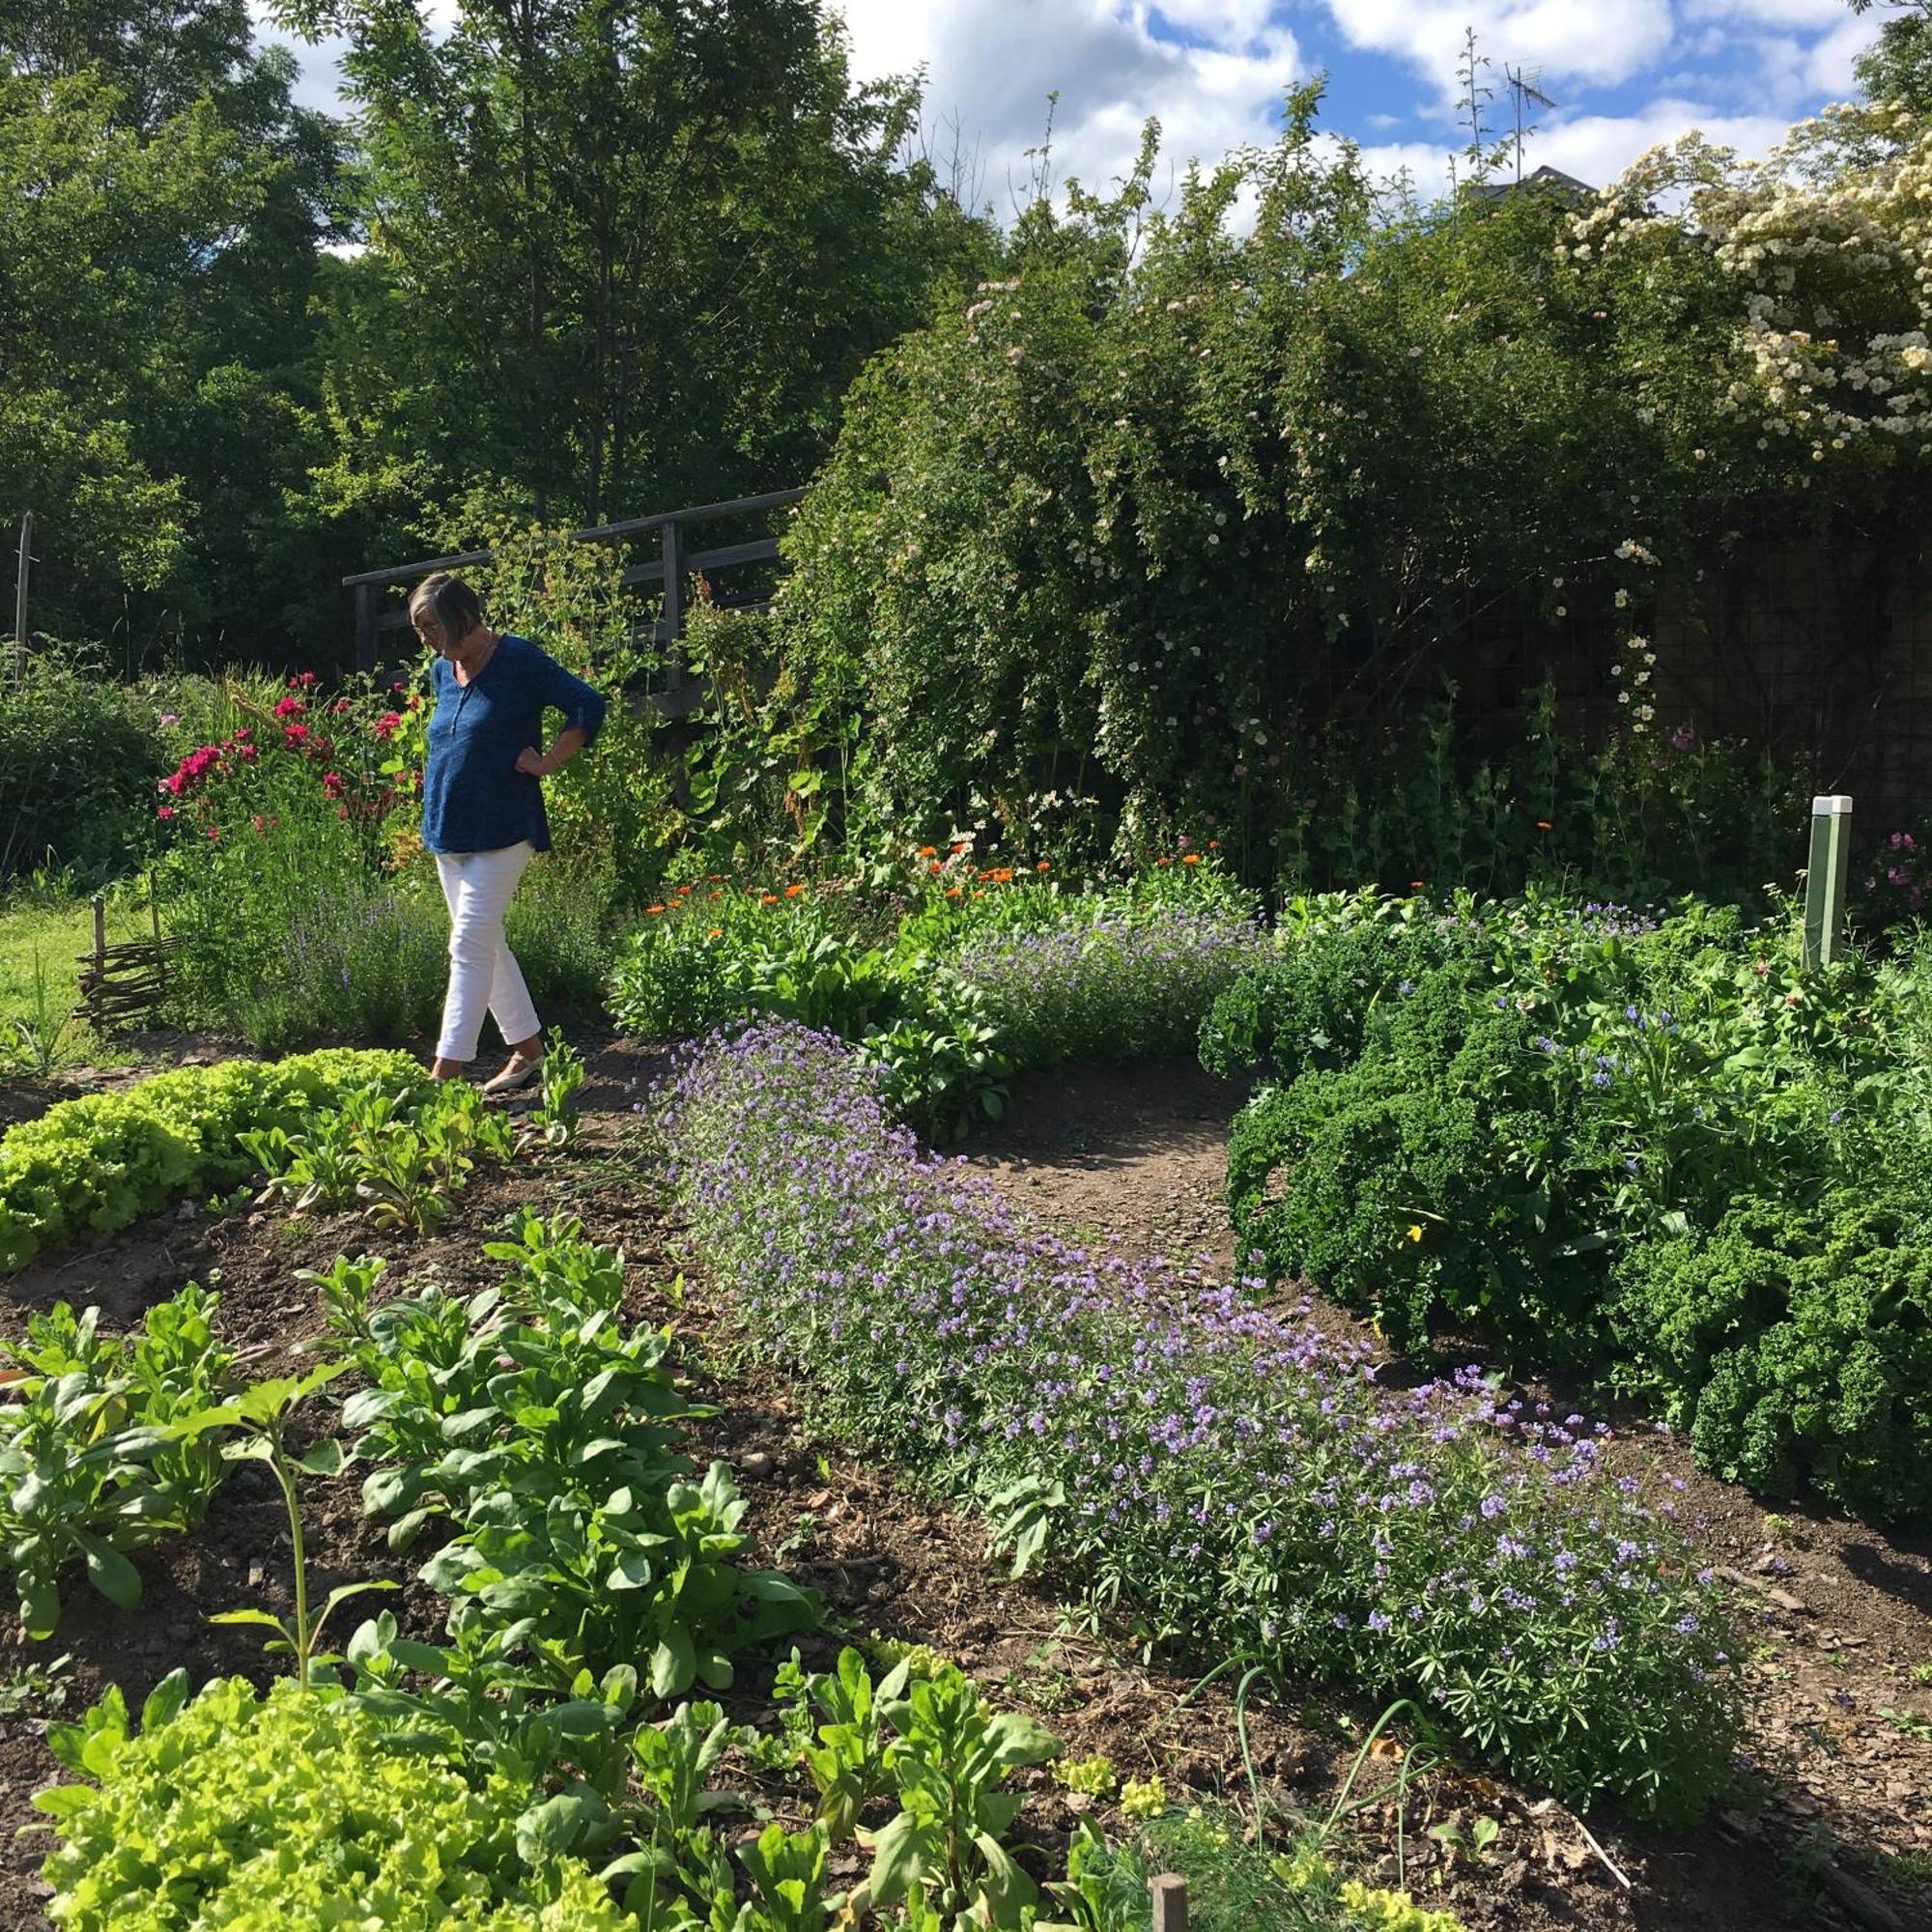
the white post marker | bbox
[1804,794,1853,972]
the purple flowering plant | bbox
[656,1022,1740,1822]
[952,906,1265,1066]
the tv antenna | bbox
[1503,65,1557,182]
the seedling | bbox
[181,1363,396,1690]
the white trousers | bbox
[434,842,539,1063]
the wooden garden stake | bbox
[1803,794,1852,972]
[1151,1873,1189,1932]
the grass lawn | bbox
[0,884,156,1072]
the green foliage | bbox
[0,649,168,883]
[35,1675,631,1930]
[611,863,1268,1138]
[778,76,1882,893]
[520,1035,587,1151]
[609,890,1012,1141]
[673,596,881,876]
[185,1361,396,1690]
[858,1663,1059,1926]
[1611,1191,1932,1522]
[1221,892,1932,1523]
[333,1211,820,1690]
[1227,1000,1607,1361]
[0,1046,423,1271]
[0,19,351,652]
[242,1077,513,1233]
[269,0,993,565]
[1198,896,1464,1083]
[0,1288,235,1637]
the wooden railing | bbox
[342,486,809,677]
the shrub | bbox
[953,905,1263,1067]
[1226,1001,1609,1362]
[36,1676,628,1930]
[1610,1193,1932,1524]
[659,1022,1742,1821]
[1198,902,1465,1083]
[0,1048,423,1270]
[777,84,1876,895]
[0,647,167,884]
[1219,892,1932,1521]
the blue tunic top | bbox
[420,634,608,856]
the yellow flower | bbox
[1406,1223,1425,1243]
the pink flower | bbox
[283,723,310,749]
[322,771,345,799]
[274,696,305,719]
[374,711,403,741]
[289,671,318,690]
[156,806,176,821]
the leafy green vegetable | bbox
[37,1675,631,1930]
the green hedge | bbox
[0,1048,424,1270]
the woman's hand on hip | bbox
[515,746,550,777]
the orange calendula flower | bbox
[1208,839,1219,849]
[918,844,937,857]
[708,927,723,939]
[647,905,666,916]
[973,889,986,899]
[950,841,966,854]
[1409,880,1425,892]
[709,890,722,901]
[929,863,944,875]
[1156,857,1173,867]
[945,886,962,900]
[1182,853,1200,866]
[1535,820,1553,832]
[784,883,806,897]
[1037,860,1050,872]
[760,893,779,905]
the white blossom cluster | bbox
[1558,110,1932,475]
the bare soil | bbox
[0,1046,1923,1932]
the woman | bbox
[411,570,608,1093]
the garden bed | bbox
[0,1044,1923,1931]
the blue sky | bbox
[258,1,1885,213]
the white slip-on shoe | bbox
[480,1055,543,1097]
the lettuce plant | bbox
[0,1048,424,1271]
[35,1676,630,1930]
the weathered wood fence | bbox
[75,879,177,1030]
[342,486,809,692]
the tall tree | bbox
[0,2,351,656]
[274,0,995,544]
[1852,0,1932,115]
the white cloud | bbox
[1535,98,1794,182]
[833,0,1302,212]
[1806,16,1881,96]
[1358,94,1798,201]
[1681,0,1847,27]
[1320,0,1676,94]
